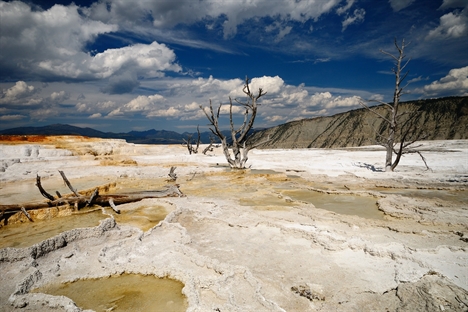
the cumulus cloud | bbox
[49,91,70,103]
[89,113,103,119]
[0,81,43,106]
[421,66,468,96]
[108,94,167,117]
[388,0,416,12]
[0,2,180,83]
[1,81,37,101]
[426,7,468,39]
[0,2,117,78]
[250,76,284,94]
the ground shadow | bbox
[353,162,384,172]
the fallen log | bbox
[1,170,183,216]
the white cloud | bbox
[342,8,366,31]
[124,95,165,112]
[439,0,468,10]
[388,0,416,12]
[427,8,468,39]
[422,66,468,96]
[87,0,343,39]
[408,76,429,84]
[0,114,26,121]
[336,0,356,15]
[0,2,117,78]
[90,42,181,79]
[49,91,70,103]
[1,81,36,100]
[264,115,287,123]
[89,113,102,119]
[147,107,181,118]
[29,108,59,121]
[250,76,284,94]
[0,2,181,83]
[324,95,361,108]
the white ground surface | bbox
[0,137,467,311]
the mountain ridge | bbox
[248,96,468,149]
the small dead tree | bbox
[202,136,217,155]
[360,38,428,172]
[200,76,269,169]
[183,125,201,154]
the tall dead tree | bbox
[360,39,428,172]
[200,76,269,169]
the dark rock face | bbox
[249,96,468,149]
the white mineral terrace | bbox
[0,137,467,311]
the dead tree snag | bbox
[360,38,428,172]
[183,126,201,154]
[200,76,269,169]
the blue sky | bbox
[0,0,467,133]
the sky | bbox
[0,0,467,133]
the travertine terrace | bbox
[1,136,467,311]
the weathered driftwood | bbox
[167,166,177,182]
[0,170,183,216]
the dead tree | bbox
[183,126,201,154]
[202,136,217,155]
[200,76,269,169]
[0,170,183,219]
[360,39,428,172]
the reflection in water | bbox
[282,189,383,220]
[0,209,106,249]
[32,274,188,312]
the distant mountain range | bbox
[0,123,220,144]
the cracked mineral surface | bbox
[1,137,467,311]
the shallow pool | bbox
[32,273,188,312]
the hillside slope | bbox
[249,96,468,149]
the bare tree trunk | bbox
[360,38,426,172]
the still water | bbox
[32,274,188,312]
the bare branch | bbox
[59,170,79,196]
[108,198,120,214]
[35,175,55,201]
[21,207,33,222]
